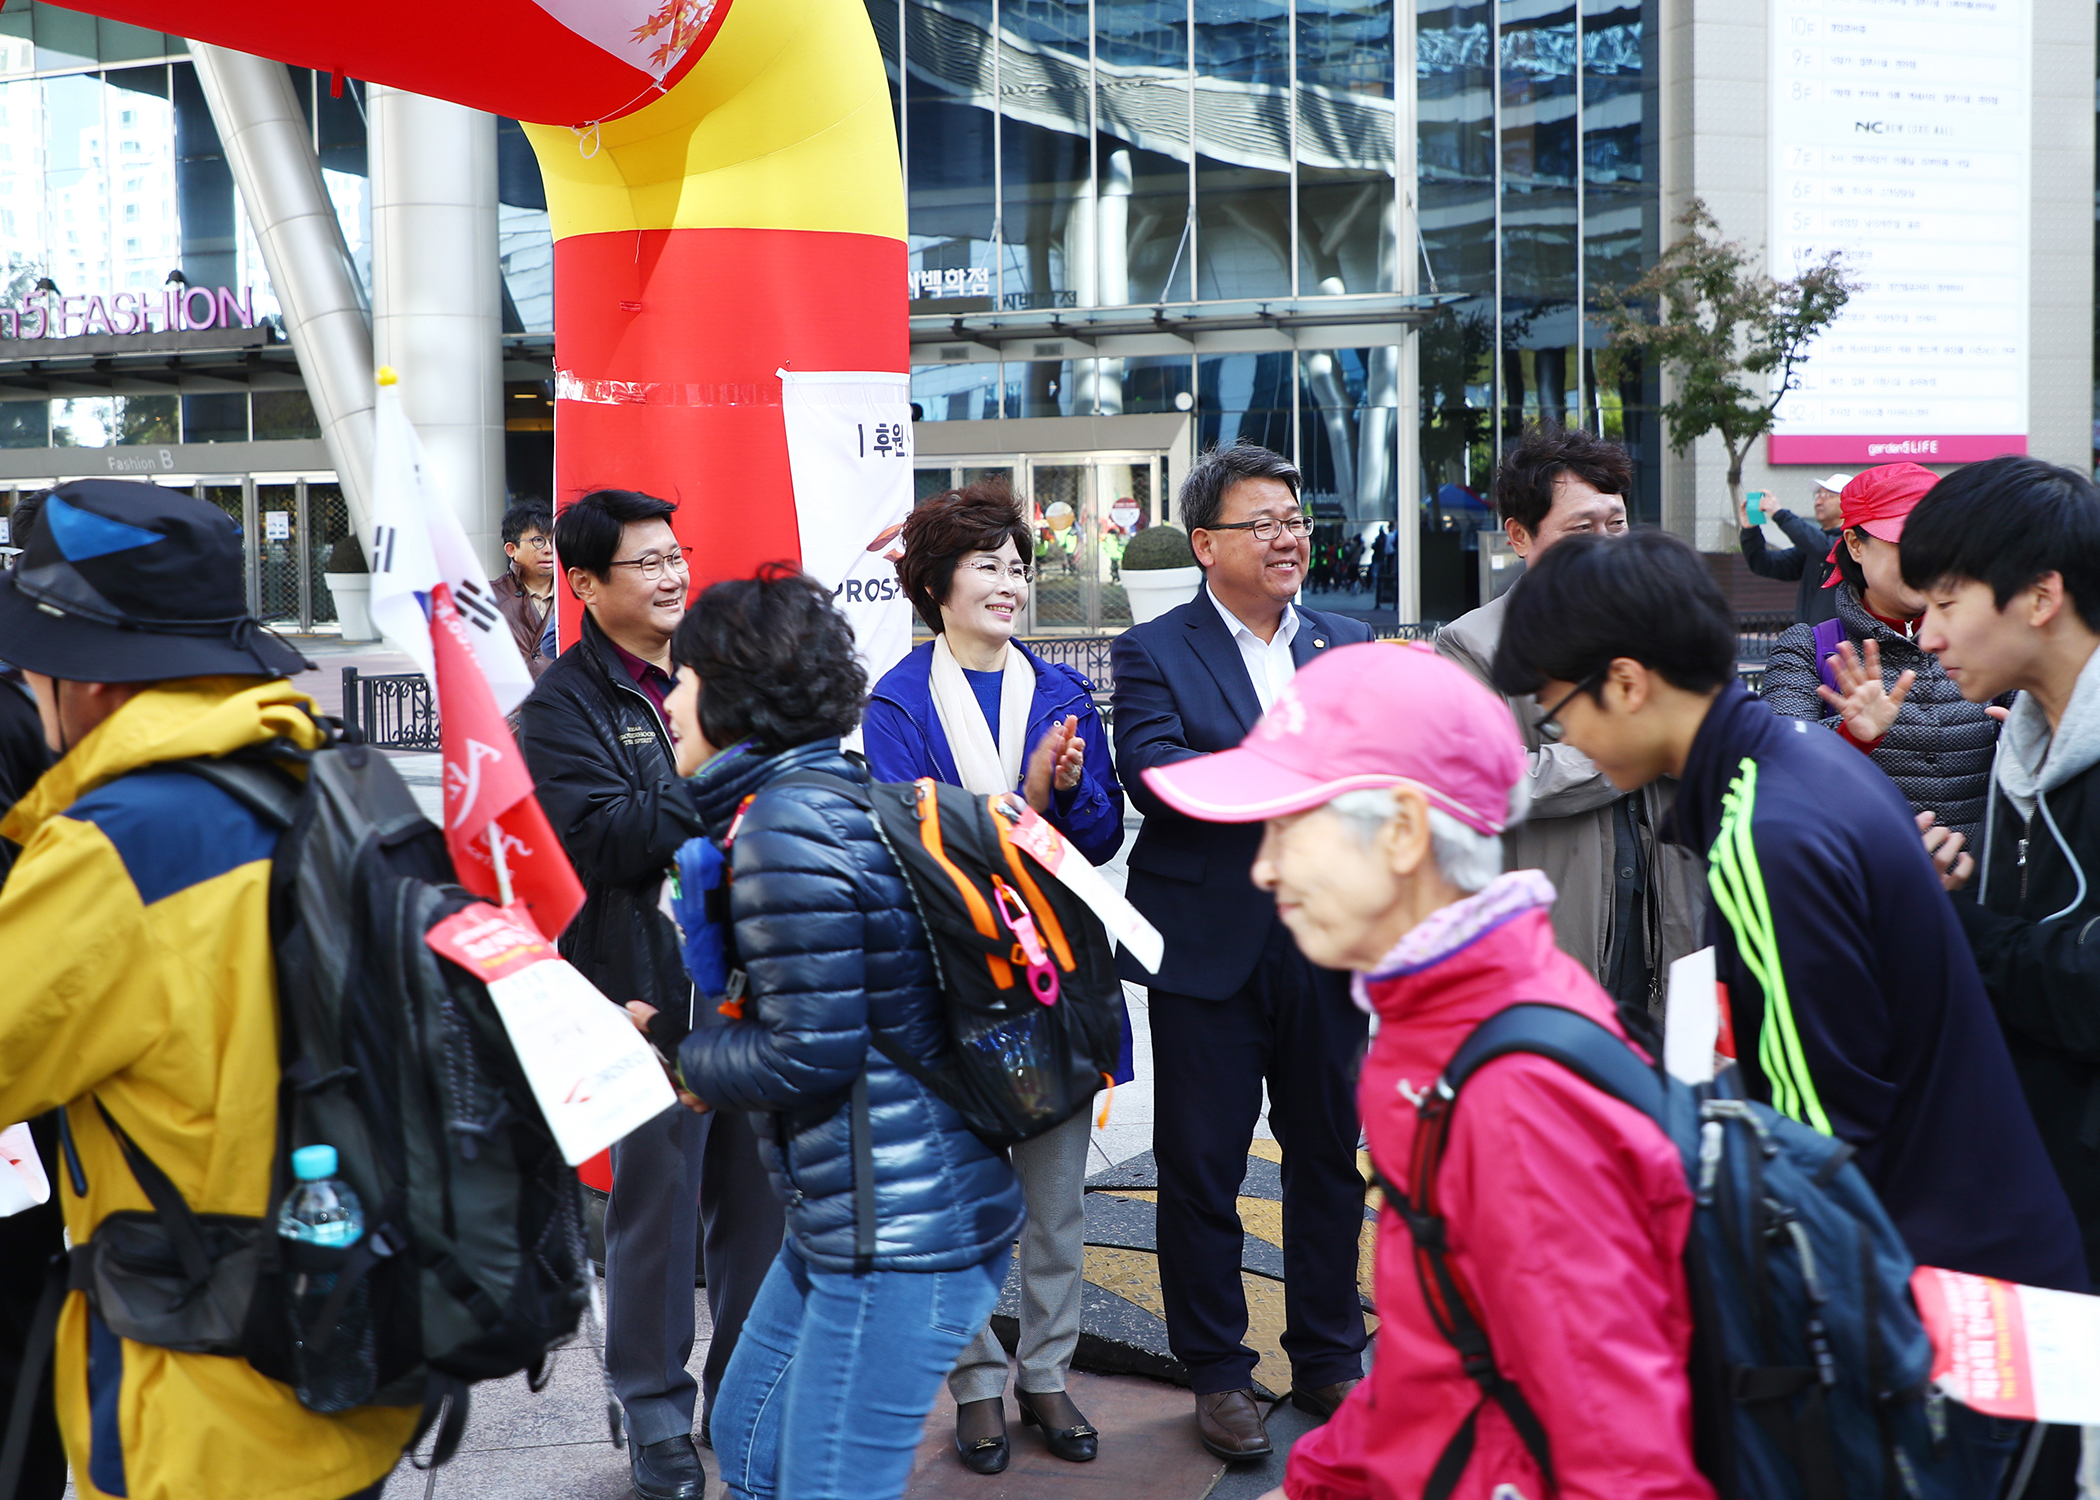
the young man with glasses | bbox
[490,500,557,678]
[516,489,783,1500]
[1491,526,2086,1497]
[1438,426,1705,1010]
[1111,443,1373,1461]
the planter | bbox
[325,573,375,640]
[1122,565,1202,625]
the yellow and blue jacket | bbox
[0,676,419,1500]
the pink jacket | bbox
[1285,875,1715,1500]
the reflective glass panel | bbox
[1193,0,1291,299]
[999,0,1090,311]
[904,0,998,311]
[1097,0,1191,303]
[1297,0,1395,295]
[1499,0,1578,440]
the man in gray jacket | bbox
[1437,427,1703,1005]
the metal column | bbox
[191,45,377,539]
[369,88,507,575]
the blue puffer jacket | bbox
[675,738,1026,1274]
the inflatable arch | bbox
[56,0,909,634]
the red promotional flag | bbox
[430,583,586,939]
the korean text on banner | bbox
[367,370,535,716]
[427,904,674,1165]
[1911,1266,2100,1425]
[778,369,915,685]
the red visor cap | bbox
[1823,462,1940,585]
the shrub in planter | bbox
[1121,523,1195,571]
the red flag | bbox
[431,583,586,939]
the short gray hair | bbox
[1179,442,1301,543]
[1323,783,1530,894]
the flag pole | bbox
[488,821,515,908]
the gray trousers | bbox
[948,1104,1093,1403]
[605,1102,785,1446]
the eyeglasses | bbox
[1201,516,1312,542]
[516,534,554,551]
[607,546,693,581]
[1535,667,1607,744]
[963,559,1034,583]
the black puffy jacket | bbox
[676,739,1025,1274]
[1760,582,2000,844]
[516,612,702,1011]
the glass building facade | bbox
[880,0,1662,616]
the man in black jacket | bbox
[1902,457,2100,1493]
[1494,527,2088,1491]
[1738,473,1846,625]
[517,489,782,1500]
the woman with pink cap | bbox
[1761,462,2005,845]
[1144,641,1712,1500]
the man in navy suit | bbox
[1112,443,1372,1461]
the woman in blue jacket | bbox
[663,569,1027,1500]
[863,482,1128,1474]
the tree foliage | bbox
[1596,200,1856,510]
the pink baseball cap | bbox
[1143,641,1526,834]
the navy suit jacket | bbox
[1110,586,1371,998]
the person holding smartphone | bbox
[1739,472,1849,625]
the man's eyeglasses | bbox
[1200,516,1312,542]
[963,559,1034,583]
[1535,667,1608,744]
[607,546,694,581]
[516,534,554,551]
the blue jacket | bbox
[1111,587,1370,998]
[675,738,1026,1274]
[1667,685,2088,1291]
[864,639,1135,1083]
[862,638,1125,867]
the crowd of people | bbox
[0,424,2097,1500]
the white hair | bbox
[1324,781,1531,895]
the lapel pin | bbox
[1314,637,1326,648]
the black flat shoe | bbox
[954,1397,1010,1475]
[1015,1388,1099,1463]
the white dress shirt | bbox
[1209,588,1300,714]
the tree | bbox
[1596,199,1856,519]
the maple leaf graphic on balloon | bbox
[632,0,716,69]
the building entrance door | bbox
[911,453,1161,634]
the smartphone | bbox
[1745,491,1768,526]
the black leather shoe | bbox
[1015,1388,1098,1463]
[955,1397,1010,1475]
[1289,1379,1361,1423]
[629,1433,703,1500]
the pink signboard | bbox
[1767,433,2028,465]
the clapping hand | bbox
[1023,714,1085,812]
[1816,638,1916,746]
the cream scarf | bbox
[929,633,1033,795]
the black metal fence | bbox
[341,667,439,751]
[343,615,1787,751]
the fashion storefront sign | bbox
[0,285,258,341]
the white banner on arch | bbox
[778,369,916,687]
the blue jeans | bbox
[713,1240,1013,1500]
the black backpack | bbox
[44,732,592,1468]
[1395,1003,1959,1500]
[767,770,1124,1150]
